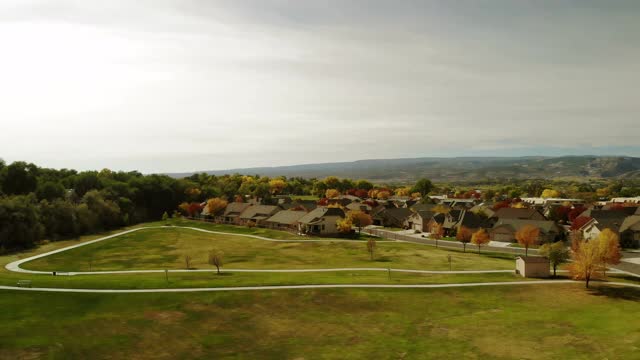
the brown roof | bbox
[494,208,545,220]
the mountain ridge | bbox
[165,155,640,183]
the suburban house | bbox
[265,209,307,231]
[442,210,485,236]
[490,219,563,243]
[238,205,281,226]
[346,202,372,213]
[281,200,318,212]
[470,203,495,218]
[492,208,546,221]
[373,207,414,228]
[219,202,253,224]
[620,215,640,248]
[406,210,435,232]
[521,197,585,207]
[297,207,346,235]
[578,210,627,240]
[515,256,550,278]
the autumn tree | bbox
[471,229,490,254]
[347,211,373,234]
[325,189,340,199]
[376,190,391,200]
[208,250,224,275]
[269,179,287,194]
[515,225,540,257]
[569,239,599,288]
[430,223,444,247]
[206,197,228,216]
[336,218,353,234]
[541,189,561,198]
[394,187,411,197]
[597,229,621,277]
[367,238,376,260]
[456,226,473,252]
[538,242,569,277]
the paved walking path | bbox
[1,280,638,294]
[5,226,394,275]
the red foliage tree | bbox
[187,202,204,217]
[492,200,511,211]
[354,189,369,199]
[317,198,329,206]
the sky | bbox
[1,0,639,173]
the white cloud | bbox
[0,1,639,172]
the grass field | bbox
[21,225,515,272]
[1,284,639,359]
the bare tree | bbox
[184,254,192,270]
[208,250,224,275]
[367,238,376,260]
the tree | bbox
[162,211,169,223]
[541,189,561,199]
[538,242,569,277]
[456,226,473,252]
[432,204,450,214]
[355,180,373,191]
[597,229,621,277]
[268,179,287,194]
[376,190,391,200]
[325,189,340,199]
[35,181,66,202]
[395,187,411,197]
[412,178,433,197]
[0,195,44,250]
[367,238,376,260]
[336,218,353,234]
[208,250,223,274]
[471,229,490,254]
[184,254,192,269]
[569,238,600,288]
[347,211,373,234]
[206,197,228,216]
[1,161,38,195]
[515,225,539,257]
[430,222,444,247]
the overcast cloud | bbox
[1,0,639,173]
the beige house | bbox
[238,205,281,227]
[265,209,307,231]
[515,256,550,278]
[297,207,345,235]
[491,219,562,243]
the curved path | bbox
[5,226,395,275]
[1,281,639,294]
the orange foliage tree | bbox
[347,211,373,234]
[456,226,473,252]
[471,229,490,254]
[325,189,340,199]
[515,225,540,257]
[206,198,228,216]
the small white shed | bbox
[515,256,550,278]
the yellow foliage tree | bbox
[433,204,451,214]
[269,179,287,194]
[511,202,527,209]
[569,229,621,288]
[515,225,540,257]
[325,189,340,199]
[376,190,391,200]
[395,187,411,197]
[206,198,228,216]
[336,218,353,234]
[541,189,561,198]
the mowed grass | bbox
[22,226,515,272]
[1,284,639,359]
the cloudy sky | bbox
[1,1,639,173]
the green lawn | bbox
[1,284,639,359]
[22,226,516,272]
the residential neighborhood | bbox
[193,186,640,250]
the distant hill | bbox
[166,156,640,183]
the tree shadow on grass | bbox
[588,284,640,301]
